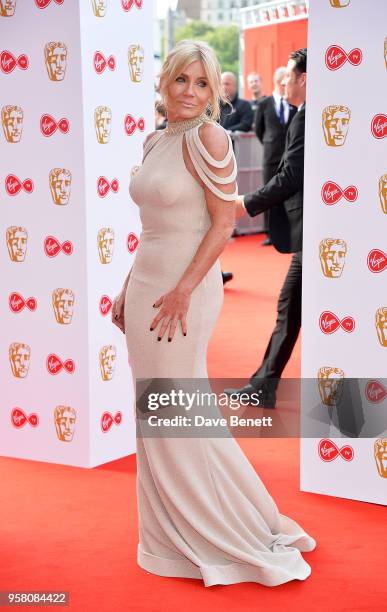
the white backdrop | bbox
[301,0,386,504]
[1,0,154,468]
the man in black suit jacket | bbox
[225,48,307,407]
[255,67,297,245]
[219,72,253,133]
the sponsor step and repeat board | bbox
[1,0,154,467]
[301,0,386,504]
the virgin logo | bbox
[46,353,75,375]
[97,176,119,197]
[127,232,139,253]
[35,0,64,8]
[99,295,113,315]
[318,439,354,462]
[367,249,387,273]
[5,174,34,196]
[325,45,362,71]
[121,0,143,10]
[101,411,122,433]
[321,181,357,205]
[0,51,29,73]
[371,114,387,139]
[319,311,355,334]
[93,51,116,74]
[11,407,39,428]
[40,114,69,137]
[365,380,387,403]
[44,236,73,257]
[124,115,145,135]
[9,293,37,313]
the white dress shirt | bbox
[272,91,290,124]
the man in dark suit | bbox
[225,48,307,407]
[255,66,297,245]
[219,72,253,133]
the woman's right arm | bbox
[111,269,131,333]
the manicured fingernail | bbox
[183,333,187,336]
[153,303,156,307]
[150,327,154,331]
[168,338,172,342]
[157,337,161,341]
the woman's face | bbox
[166,60,212,121]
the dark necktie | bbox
[279,97,285,125]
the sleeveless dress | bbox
[125,117,316,587]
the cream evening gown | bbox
[125,115,316,587]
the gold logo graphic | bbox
[376,307,387,347]
[9,342,31,378]
[52,289,75,325]
[322,105,350,147]
[6,226,27,262]
[49,168,72,205]
[54,405,76,442]
[128,44,144,83]
[318,367,345,406]
[94,106,111,144]
[320,238,347,278]
[97,227,114,264]
[1,105,23,142]
[99,345,116,381]
[44,42,67,82]
[329,0,350,7]
[91,0,107,17]
[379,174,387,214]
[0,0,17,17]
[374,438,387,478]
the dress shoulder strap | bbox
[185,124,238,202]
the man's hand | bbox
[235,195,247,219]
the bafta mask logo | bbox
[318,367,345,406]
[91,0,107,17]
[6,226,28,262]
[375,307,387,347]
[329,0,350,6]
[44,42,67,81]
[1,105,23,142]
[319,239,347,278]
[97,227,114,263]
[379,174,387,214]
[0,0,17,16]
[49,168,71,205]
[52,288,75,324]
[322,105,351,147]
[9,342,31,378]
[128,44,144,83]
[374,439,387,478]
[54,405,76,442]
[94,106,112,144]
[99,345,117,381]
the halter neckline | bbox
[165,113,210,135]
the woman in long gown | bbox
[112,40,316,587]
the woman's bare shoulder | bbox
[197,122,230,161]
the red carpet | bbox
[0,236,384,611]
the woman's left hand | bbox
[150,287,190,342]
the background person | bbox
[255,67,297,245]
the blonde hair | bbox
[159,40,227,121]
